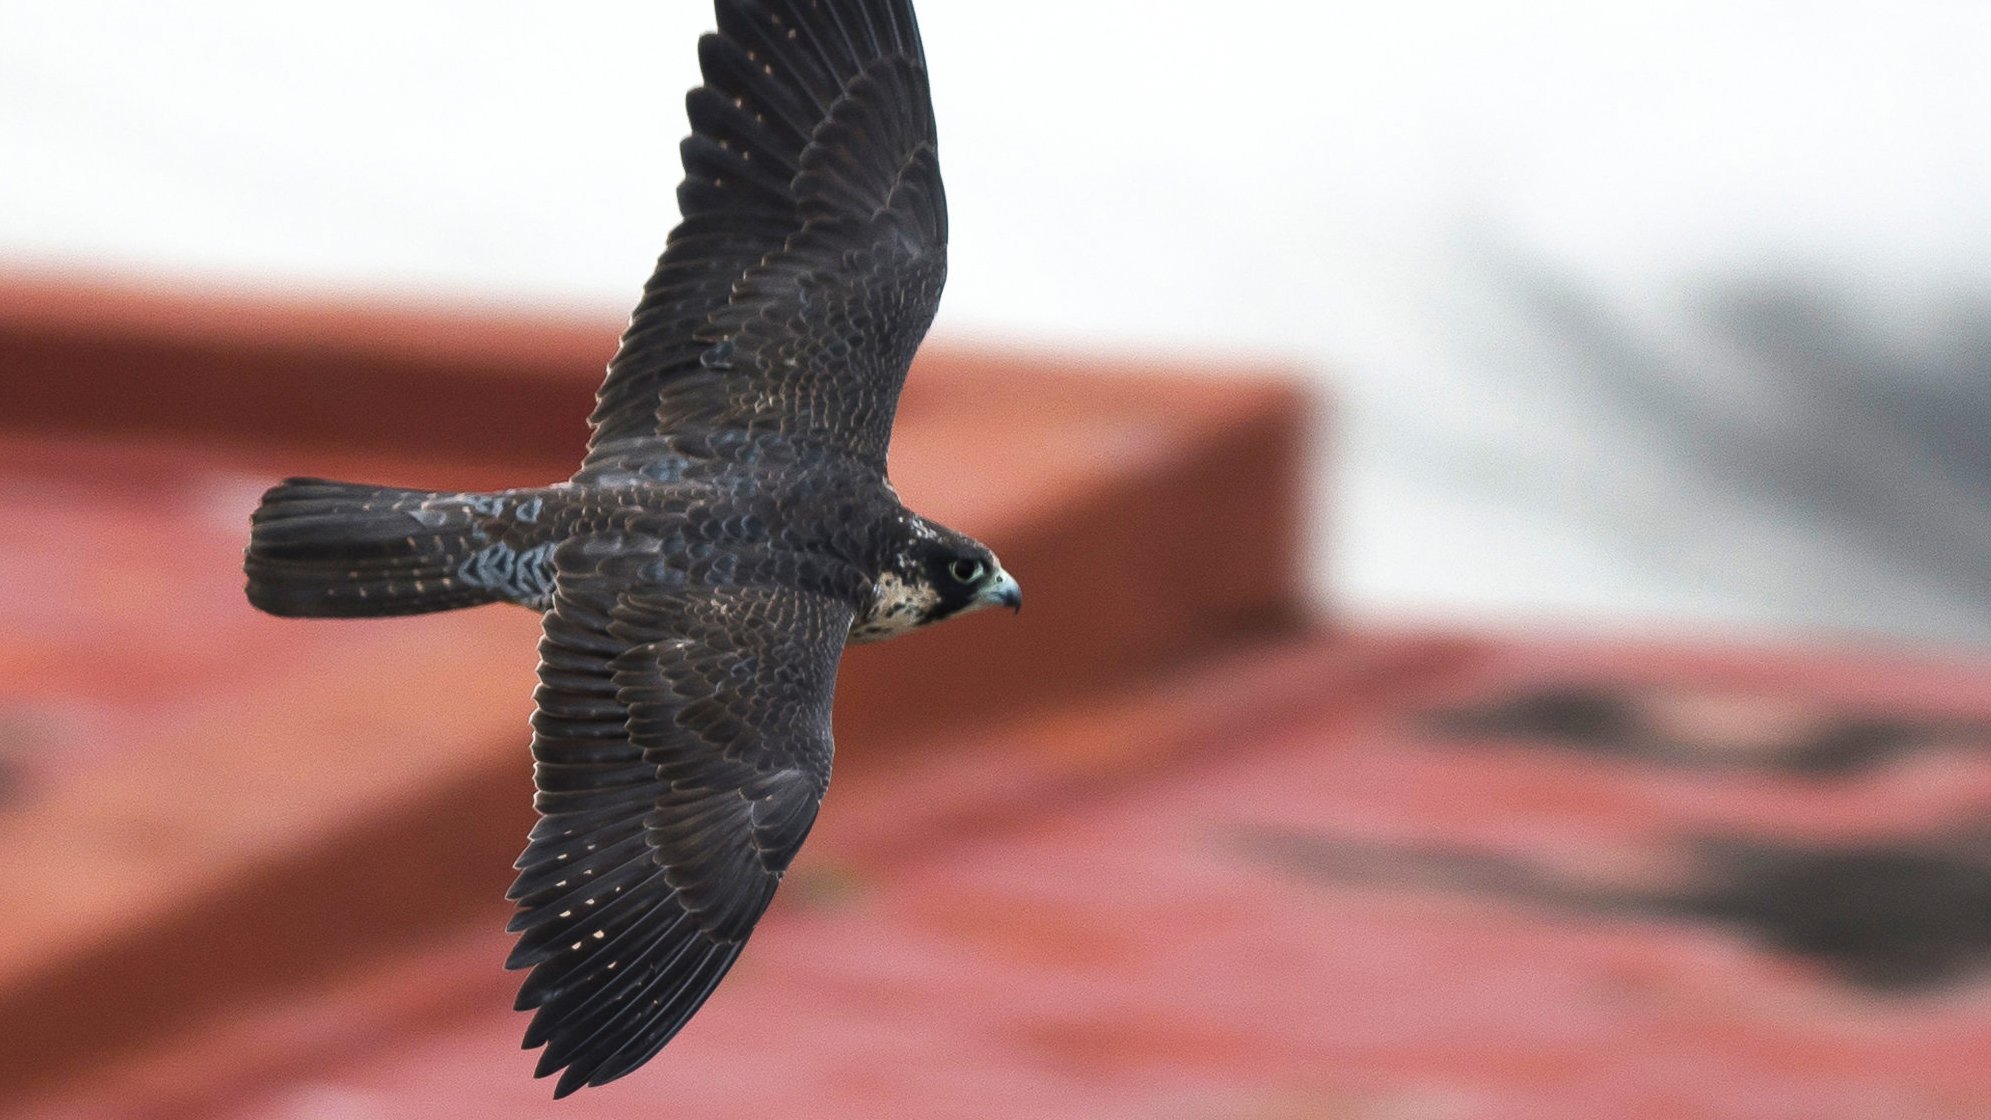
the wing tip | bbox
[519,938,746,1097]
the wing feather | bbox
[507,556,849,1096]
[586,0,946,468]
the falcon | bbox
[243,0,1016,1096]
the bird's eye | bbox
[947,559,984,583]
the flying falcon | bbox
[244,0,1016,1096]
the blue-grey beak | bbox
[982,568,1021,614]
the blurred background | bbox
[9,0,1991,640]
[4,1,1991,1117]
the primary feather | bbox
[243,0,1022,1098]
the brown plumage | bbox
[243,0,1019,1097]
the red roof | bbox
[7,276,1990,1118]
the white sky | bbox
[7,1,1990,643]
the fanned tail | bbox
[245,478,516,618]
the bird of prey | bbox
[243,0,1016,1096]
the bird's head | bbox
[850,519,1020,643]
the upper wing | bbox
[506,554,851,1096]
[586,0,947,469]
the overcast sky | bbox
[7,1,1990,643]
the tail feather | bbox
[246,478,511,618]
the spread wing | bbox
[506,550,852,1096]
[586,0,947,469]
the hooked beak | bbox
[980,568,1022,614]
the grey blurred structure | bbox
[6,0,1988,644]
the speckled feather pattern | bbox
[240,0,1004,1098]
[507,559,853,1089]
[586,0,946,470]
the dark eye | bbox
[947,558,984,584]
